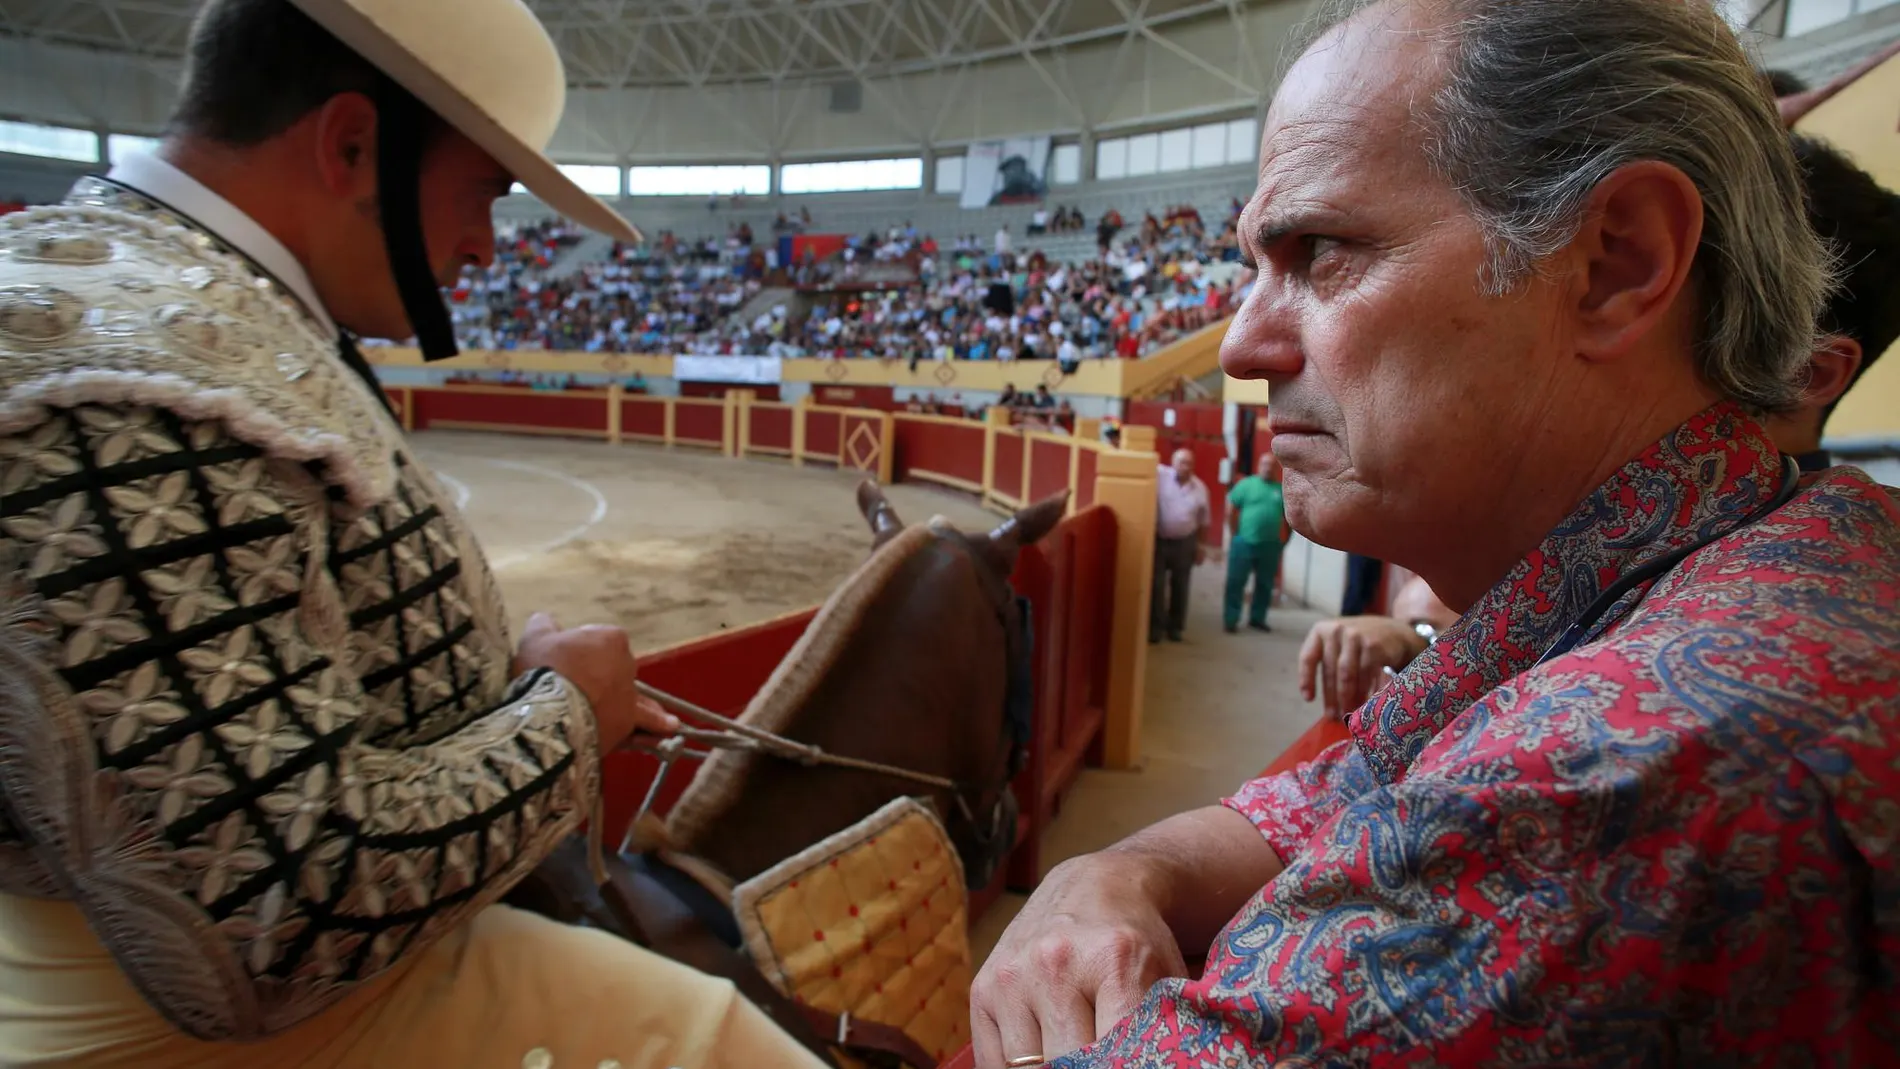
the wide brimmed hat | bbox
[288,0,640,243]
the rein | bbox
[620,681,963,855]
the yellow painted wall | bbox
[1795,56,1900,440]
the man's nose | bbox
[1219,285,1302,381]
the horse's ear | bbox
[987,489,1070,564]
[857,480,906,549]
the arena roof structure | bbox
[0,0,1876,175]
[0,0,1310,163]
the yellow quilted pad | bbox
[731,797,972,1065]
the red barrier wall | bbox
[749,405,794,452]
[991,432,1025,503]
[599,610,815,845]
[806,408,842,461]
[1026,436,1071,507]
[622,397,666,439]
[412,386,610,436]
[892,417,985,489]
[673,401,725,447]
[1075,448,1098,511]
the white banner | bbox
[960,136,1051,209]
[673,355,782,384]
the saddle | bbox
[506,806,960,1069]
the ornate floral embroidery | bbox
[1066,406,1900,1066]
[0,188,598,1042]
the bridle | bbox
[619,532,1031,874]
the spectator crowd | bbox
[448,199,1253,364]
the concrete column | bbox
[1078,128,1097,183]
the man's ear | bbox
[1801,334,1864,411]
[1566,160,1705,364]
[310,92,380,202]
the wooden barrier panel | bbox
[990,430,1025,507]
[409,384,611,438]
[1006,504,1116,886]
[599,609,817,847]
[672,397,725,449]
[1026,434,1073,508]
[621,395,667,441]
[748,403,794,455]
[892,414,987,494]
[805,406,842,462]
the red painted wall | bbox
[892,418,986,487]
[411,388,609,436]
[673,402,724,446]
[749,405,793,451]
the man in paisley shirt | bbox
[972,1,1899,1066]
[0,0,828,1066]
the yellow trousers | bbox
[0,895,830,1069]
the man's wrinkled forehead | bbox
[1257,2,1447,188]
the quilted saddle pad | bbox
[730,796,972,1066]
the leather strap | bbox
[796,1003,940,1069]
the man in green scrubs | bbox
[1225,452,1290,633]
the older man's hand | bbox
[514,612,680,751]
[1298,615,1426,721]
[971,807,1282,1067]
[971,851,1187,1067]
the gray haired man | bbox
[972,0,1899,1065]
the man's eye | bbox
[1301,235,1343,262]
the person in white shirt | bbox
[1151,448,1211,642]
[995,224,1011,255]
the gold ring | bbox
[1006,1058,1047,1068]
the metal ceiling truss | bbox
[0,0,1258,88]
[0,0,1275,161]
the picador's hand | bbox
[970,852,1188,1067]
[514,612,680,751]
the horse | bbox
[506,481,1070,1068]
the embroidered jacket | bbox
[1067,406,1900,1066]
[0,182,600,1040]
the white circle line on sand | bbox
[433,471,473,512]
[480,457,610,569]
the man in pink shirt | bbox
[1150,448,1209,643]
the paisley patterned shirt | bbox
[1067,405,1900,1067]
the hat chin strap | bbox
[374,85,459,362]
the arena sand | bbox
[411,430,998,651]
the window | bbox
[625,164,770,196]
[1051,143,1081,185]
[0,120,97,162]
[935,155,965,195]
[1190,123,1227,169]
[1125,133,1159,177]
[1225,118,1258,166]
[107,134,161,162]
[556,164,622,196]
[1783,0,1893,34]
[1096,137,1127,181]
[1158,128,1193,172]
[780,157,922,194]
